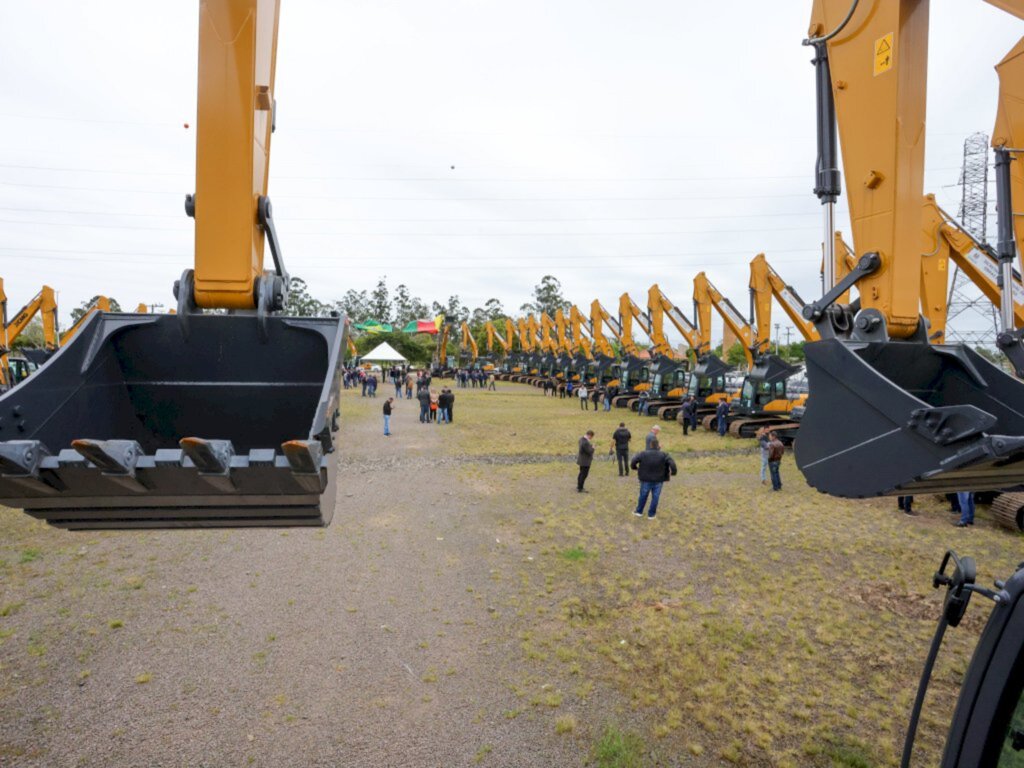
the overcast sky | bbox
[1,1,1020,346]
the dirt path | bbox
[0,387,594,767]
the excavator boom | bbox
[693,273,754,368]
[60,297,112,346]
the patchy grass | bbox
[591,725,646,768]
[446,382,1023,767]
[560,547,590,562]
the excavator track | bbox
[991,492,1024,532]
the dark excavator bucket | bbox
[0,311,345,529]
[795,339,1024,498]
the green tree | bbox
[521,275,569,318]
[334,289,369,323]
[70,295,122,324]
[432,296,468,324]
[11,318,44,349]
[725,342,747,366]
[483,298,505,320]
[285,277,326,317]
[369,277,391,323]
[392,283,431,326]
[782,341,806,361]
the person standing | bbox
[417,386,431,424]
[637,389,650,416]
[591,387,601,412]
[688,396,699,434]
[429,388,440,422]
[629,438,678,519]
[488,373,496,391]
[446,388,456,423]
[576,430,595,492]
[766,431,784,491]
[715,399,730,436]
[955,491,975,527]
[394,371,403,399]
[757,428,770,485]
[680,397,695,436]
[611,422,632,477]
[645,424,661,450]
[578,383,589,411]
[382,397,394,436]
[897,496,915,516]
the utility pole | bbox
[784,327,792,347]
[774,323,780,355]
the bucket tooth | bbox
[71,439,142,474]
[180,438,236,492]
[0,440,47,476]
[282,440,326,493]
[282,440,323,474]
[71,439,148,492]
[180,438,234,473]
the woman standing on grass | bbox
[578,383,589,411]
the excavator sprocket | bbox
[795,339,1024,498]
[0,311,345,529]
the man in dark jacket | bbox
[417,387,431,424]
[680,397,695,435]
[766,431,784,491]
[629,439,678,519]
[610,422,632,477]
[715,399,730,436]
[576,430,595,492]
[438,389,452,424]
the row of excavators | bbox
[0,281,152,392]
[1,0,1024,762]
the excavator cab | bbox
[0,0,346,529]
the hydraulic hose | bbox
[900,615,950,768]
[804,0,860,45]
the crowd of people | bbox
[345,365,503,437]
[454,368,497,390]
[575,422,680,518]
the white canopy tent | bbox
[360,341,407,363]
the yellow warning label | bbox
[874,33,893,76]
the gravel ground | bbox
[0,385,605,767]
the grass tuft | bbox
[591,725,646,768]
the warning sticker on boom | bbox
[874,33,893,76]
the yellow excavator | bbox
[432,322,452,375]
[1,285,59,389]
[797,0,1024,500]
[693,273,757,432]
[795,4,1024,766]
[59,296,112,347]
[607,293,653,408]
[724,254,822,438]
[0,0,346,529]
[563,304,595,385]
[641,284,703,419]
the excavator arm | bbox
[60,297,111,346]
[590,300,621,359]
[539,313,557,354]
[648,284,701,357]
[188,0,285,311]
[921,194,1024,328]
[616,294,648,357]
[460,322,479,362]
[5,286,58,352]
[749,254,819,354]
[693,273,754,368]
